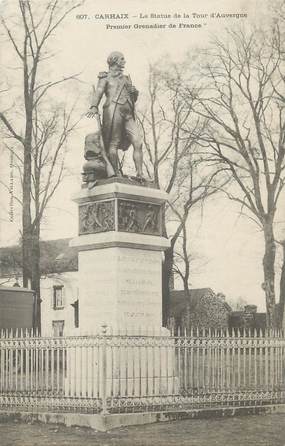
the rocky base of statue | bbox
[82,132,109,188]
[82,172,156,191]
[82,131,146,189]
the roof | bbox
[170,288,232,317]
[0,238,78,277]
[0,286,34,294]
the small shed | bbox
[0,286,34,330]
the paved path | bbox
[1,414,285,446]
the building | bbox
[0,238,79,336]
[229,305,267,331]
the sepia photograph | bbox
[0,0,284,444]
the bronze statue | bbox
[86,51,143,179]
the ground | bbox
[1,414,285,446]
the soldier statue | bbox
[86,51,143,179]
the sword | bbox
[92,86,115,178]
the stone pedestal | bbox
[64,334,179,399]
[70,178,170,334]
[66,179,178,401]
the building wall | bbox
[40,272,79,336]
[0,272,79,335]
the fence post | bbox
[101,324,109,415]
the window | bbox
[52,320,65,337]
[53,285,64,309]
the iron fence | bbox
[0,327,284,414]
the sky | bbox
[0,0,283,310]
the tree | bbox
[137,62,224,325]
[183,24,285,327]
[172,221,192,296]
[227,296,248,311]
[0,0,83,329]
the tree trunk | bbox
[278,242,285,329]
[182,224,190,298]
[31,224,41,332]
[262,219,277,328]
[22,145,32,288]
[162,247,173,327]
[22,88,33,287]
[182,276,190,297]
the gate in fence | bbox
[0,328,285,414]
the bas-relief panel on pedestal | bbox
[118,199,162,236]
[79,200,115,235]
[79,198,163,236]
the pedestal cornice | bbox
[70,231,170,251]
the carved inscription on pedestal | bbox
[79,200,115,235]
[117,250,162,326]
[118,199,162,236]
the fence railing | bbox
[0,328,285,414]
